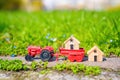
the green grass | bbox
[53,61,101,75]
[0,10,120,56]
[0,59,28,71]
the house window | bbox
[94,50,97,53]
[70,39,74,49]
[70,39,73,42]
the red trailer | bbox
[59,48,85,62]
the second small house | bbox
[63,35,80,50]
[87,46,104,62]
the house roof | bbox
[87,46,104,55]
[63,35,80,44]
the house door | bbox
[70,44,74,49]
[94,56,97,62]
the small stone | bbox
[64,74,79,80]
[39,74,44,78]
[0,73,9,79]
[101,71,107,75]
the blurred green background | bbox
[0,0,120,57]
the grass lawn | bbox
[0,10,120,56]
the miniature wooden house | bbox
[87,46,104,62]
[63,35,80,50]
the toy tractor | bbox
[25,46,54,61]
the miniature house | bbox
[87,46,104,62]
[63,35,80,50]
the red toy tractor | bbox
[25,46,85,62]
[25,46,55,61]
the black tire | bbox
[40,50,51,61]
[25,54,34,61]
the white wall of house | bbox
[85,0,110,10]
[42,0,120,10]
[110,0,120,6]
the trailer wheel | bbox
[25,54,34,61]
[40,50,51,61]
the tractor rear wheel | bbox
[25,54,34,61]
[40,50,51,61]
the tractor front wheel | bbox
[25,54,34,61]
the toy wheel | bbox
[25,54,34,61]
[40,50,51,61]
